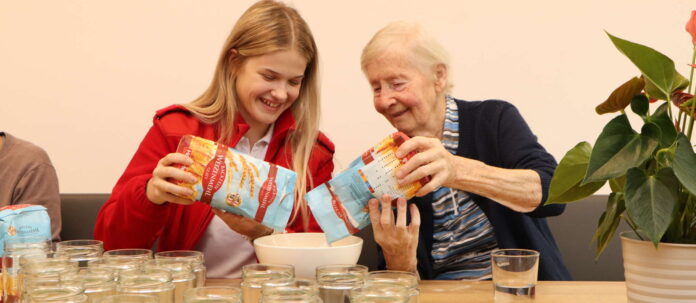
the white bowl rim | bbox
[253,232,363,250]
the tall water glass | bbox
[154,251,206,288]
[95,294,158,303]
[491,249,539,301]
[61,267,117,302]
[56,240,104,268]
[117,268,174,303]
[182,287,241,303]
[316,264,367,303]
[2,236,51,303]
[349,284,409,303]
[145,260,194,303]
[260,278,320,303]
[365,271,419,303]
[240,264,294,303]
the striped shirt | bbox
[430,96,498,280]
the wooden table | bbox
[206,279,627,303]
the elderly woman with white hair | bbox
[361,22,571,281]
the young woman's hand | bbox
[212,209,274,241]
[146,153,198,205]
[368,194,420,272]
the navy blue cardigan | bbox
[379,99,572,281]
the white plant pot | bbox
[620,232,696,303]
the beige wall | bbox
[1,0,693,193]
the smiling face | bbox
[235,49,307,134]
[364,51,447,138]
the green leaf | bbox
[609,175,626,192]
[547,142,606,204]
[593,192,625,258]
[672,71,690,92]
[630,94,649,117]
[596,77,645,115]
[646,102,678,148]
[624,167,679,246]
[606,32,678,100]
[584,115,660,183]
[673,134,696,196]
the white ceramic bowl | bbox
[253,232,363,278]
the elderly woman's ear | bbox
[433,63,448,93]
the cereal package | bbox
[0,204,52,256]
[306,132,429,243]
[175,135,296,230]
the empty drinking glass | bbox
[183,286,242,303]
[316,264,368,303]
[491,249,539,300]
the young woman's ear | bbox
[433,63,448,93]
[229,48,239,58]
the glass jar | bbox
[365,271,419,303]
[261,278,321,303]
[155,250,206,287]
[24,281,86,303]
[103,249,152,261]
[55,240,104,268]
[349,284,410,303]
[88,257,144,278]
[61,267,117,302]
[145,259,195,303]
[183,286,242,303]
[240,264,294,303]
[94,294,158,303]
[117,268,175,303]
[2,236,51,303]
[316,264,368,303]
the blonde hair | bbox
[361,21,453,93]
[183,0,320,229]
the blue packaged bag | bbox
[174,135,296,230]
[307,132,429,243]
[0,204,52,256]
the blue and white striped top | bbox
[430,96,498,280]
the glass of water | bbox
[183,287,242,303]
[316,264,368,303]
[490,249,539,300]
[240,264,294,303]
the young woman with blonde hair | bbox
[94,0,334,278]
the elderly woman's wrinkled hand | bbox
[368,194,420,272]
[394,136,457,196]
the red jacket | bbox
[94,105,335,251]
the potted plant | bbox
[546,11,696,302]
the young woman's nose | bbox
[270,84,288,101]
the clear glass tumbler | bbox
[183,286,242,303]
[316,264,368,303]
[490,249,539,300]
[240,264,294,303]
